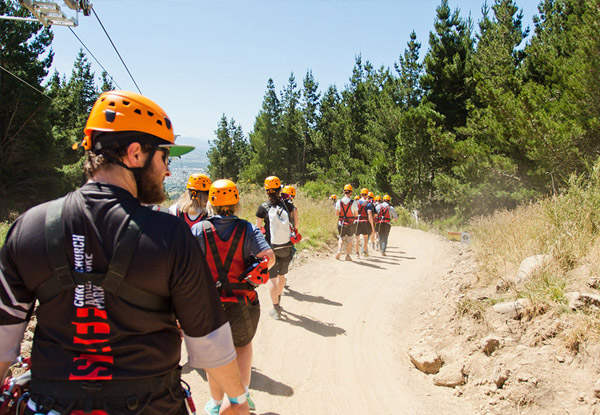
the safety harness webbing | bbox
[36,197,172,312]
[202,220,253,298]
[339,201,355,226]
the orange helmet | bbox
[78,90,194,157]
[330,194,337,201]
[374,195,382,202]
[186,173,211,191]
[282,185,296,197]
[368,192,374,199]
[343,184,353,193]
[264,176,282,192]
[209,179,239,206]
[354,195,360,200]
[383,194,391,202]
[360,188,369,196]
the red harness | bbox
[202,220,256,303]
[338,200,355,226]
[356,199,369,223]
[376,205,391,224]
[177,208,204,229]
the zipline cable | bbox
[68,26,122,90]
[0,64,76,115]
[0,64,54,101]
[91,6,142,94]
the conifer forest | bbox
[2,0,599,221]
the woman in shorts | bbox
[192,179,274,414]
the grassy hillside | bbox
[468,162,600,348]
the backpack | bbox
[263,202,292,245]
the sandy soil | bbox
[181,227,477,414]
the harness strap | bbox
[339,201,354,225]
[37,198,171,312]
[378,205,391,223]
[203,221,251,298]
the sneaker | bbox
[381,251,386,256]
[355,251,360,257]
[345,255,352,261]
[247,392,255,411]
[363,251,369,257]
[204,399,221,415]
[269,305,282,320]
[335,251,341,260]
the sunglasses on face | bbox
[157,148,171,166]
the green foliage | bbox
[207,115,249,181]
[0,220,11,248]
[421,0,475,132]
[0,0,57,217]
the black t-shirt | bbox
[255,198,293,247]
[0,183,227,381]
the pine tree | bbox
[0,0,56,216]
[421,0,475,132]
[395,30,423,109]
[244,78,281,182]
[441,0,532,218]
[518,0,600,186]
[208,115,248,181]
[299,69,320,183]
[279,72,302,183]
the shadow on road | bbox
[284,287,343,306]
[280,309,346,337]
[181,364,207,379]
[351,260,386,269]
[250,367,294,397]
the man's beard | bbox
[134,161,166,204]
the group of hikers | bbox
[0,90,400,415]
[330,185,399,260]
[163,172,299,414]
[0,90,311,415]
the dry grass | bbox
[560,311,600,352]
[468,162,600,349]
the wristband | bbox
[228,392,247,405]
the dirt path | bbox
[182,227,476,414]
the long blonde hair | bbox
[176,189,208,216]
[206,201,240,217]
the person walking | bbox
[354,188,375,257]
[191,179,275,414]
[335,184,358,261]
[281,185,299,230]
[169,173,211,228]
[376,194,399,256]
[0,91,249,415]
[372,195,382,251]
[255,176,294,320]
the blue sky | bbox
[46,0,540,147]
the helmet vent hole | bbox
[164,118,172,130]
[134,109,142,115]
[122,100,130,106]
[156,120,163,126]
[108,101,115,107]
[147,111,154,117]
[104,110,116,122]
